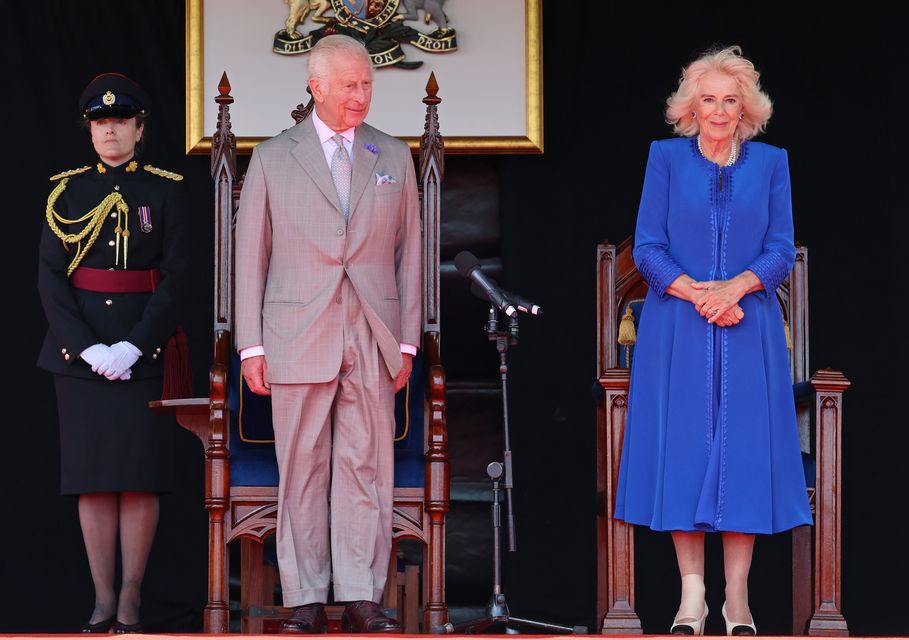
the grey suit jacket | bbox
[235,117,422,383]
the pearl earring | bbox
[691,111,696,118]
[739,112,745,120]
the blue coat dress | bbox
[614,137,813,534]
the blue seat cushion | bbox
[801,453,816,490]
[228,351,425,488]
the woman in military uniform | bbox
[37,73,190,634]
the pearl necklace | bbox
[697,135,738,166]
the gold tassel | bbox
[618,304,637,346]
[784,321,792,351]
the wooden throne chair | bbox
[595,238,849,636]
[153,73,449,633]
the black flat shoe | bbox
[81,616,115,633]
[113,620,144,634]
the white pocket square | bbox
[375,173,398,185]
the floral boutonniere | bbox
[364,143,378,155]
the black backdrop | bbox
[2,1,906,635]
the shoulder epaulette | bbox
[143,164,183,181]
[49,166,92,181]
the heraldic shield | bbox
[273,0,457,68]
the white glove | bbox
[80,344,111,369]
[96,341,142,381]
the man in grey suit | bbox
[235,35,421,634]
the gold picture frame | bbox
[185,0,543,155]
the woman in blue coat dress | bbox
[614,46,812,635]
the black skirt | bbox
[55,375,174,495]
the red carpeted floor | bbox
[0,633,909,640]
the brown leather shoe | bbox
[280,603,328,634]
[341,600,402,633]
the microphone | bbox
[470,280,544,316]
[454,251,516,317]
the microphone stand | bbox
[440,306,587,635]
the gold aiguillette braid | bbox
[45,177,128,276]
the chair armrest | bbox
[424,331,447,450]
[598,367,631,393]
[149,329,231,453]
[150,397,211,445]
[207,329,230,448]
[809,368,851,394]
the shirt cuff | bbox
[240,345,266,360]
[400,343,418,356]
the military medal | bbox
[138,206,153,233]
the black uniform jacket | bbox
[37,159,190,379]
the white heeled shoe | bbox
[670,602,708,635]
[722,601,756,636]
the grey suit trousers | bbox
[270,276,396,606]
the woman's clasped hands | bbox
[80,342,141,380]
[690,279,746,327]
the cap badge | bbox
[102,91,116,106]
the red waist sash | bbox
[70,267,161,293]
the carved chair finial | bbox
[217,71,232,99]
[292,87,315,123]
[423,72,441,106]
